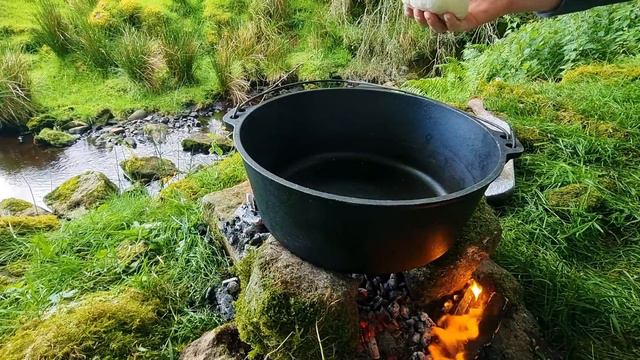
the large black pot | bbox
[224,80,522,273]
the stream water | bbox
[0,115,225,209]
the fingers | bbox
[404,5,413,17]
[424,12,447,33]
[442,13,469,33]
[405,9,471,33]
[412,7,429,27]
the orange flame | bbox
[428,281,484,360]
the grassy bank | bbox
[0,0,502,129]
[406,3,640,357]
[0,154,246,357]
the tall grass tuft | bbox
[56,0,115,71]
[34,0,73,56]
[0,49,33,130]
[160,22,200,85]
[114,27,162,90]
[211,35,249,104]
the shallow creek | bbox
[0,114,225,209]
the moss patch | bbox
[120,156,177,183]
[161,152,246,200]
[0,215,60,236]
[0,288,162,360]
[34,128,77,148]
[545,184,605,213]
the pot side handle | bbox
[468,98,524,161]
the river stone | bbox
[108,127,125,135]
[44,171,118,218]
[474,260,553,360]
[0,198,50,217]
[180,323,250,360]
[34,128,78,148]
[61,120,88,131]
[120,156,177,183]
[405,199,502,305]
[182,132,233,154]
[94,109,114,126]
[143,124,168,144]
[128,109,148,121]
[68,126,90,135]
[234,237,359,359]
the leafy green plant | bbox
[0,49,33,130]
[68,2,116,71]
[464,1,640,82]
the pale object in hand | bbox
[402,0,470,18]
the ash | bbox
[354,273,436,360]
[220,194,270,258]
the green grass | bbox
[407,58,640,358]
[0,157,247,357]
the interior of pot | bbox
[237,88,502,201]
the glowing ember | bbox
[427,281,484,360]
[470,281,483,301]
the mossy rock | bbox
[0,288,161,359]
[545,183,604,213]
[120,156,178,183]
[0,198,50,216]
[0,215,60,237]
[161,153,247,200]
[235,238,359,359]
[44,171,118,218]
[182,132,234,154]
[26,114,57,133]
[179,322,251,360]
[34,128,78,148]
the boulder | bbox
[0,198,50,217]
[44,171,118,218]
[473,260,553,360]
[235,237,359,359]
[179,322,250,360]
[128,109,148,121]
[120,156,177,183]
[405,199,502,305]
[34,128,78,148]
[182,132,233,154]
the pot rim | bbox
[232,87,506,207]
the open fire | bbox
[356,275,504,360]
[428,281,484,360]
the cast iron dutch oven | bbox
[223,80,523,273]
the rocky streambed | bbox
[0,106,231,209]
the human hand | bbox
[404,0,562,33]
